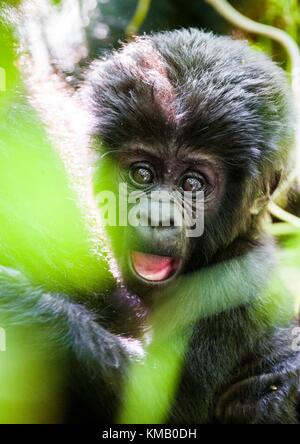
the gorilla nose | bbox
[144,214,176,228]
[136,223,182,241]
[133,224,183,259]
[138,200,183,230]
[132,197,185,254]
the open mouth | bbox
[131,251,182,283]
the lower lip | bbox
[130,251,182,283]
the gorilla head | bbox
[85,29,293,299]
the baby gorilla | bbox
[85,28,300,423]
[1,28,299,424]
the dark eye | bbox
[181,176,205,193]
[129,165,154,187]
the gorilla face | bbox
[95,141,224,297]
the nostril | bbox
[147,215,153,227]
[168,217,175,228]
[143,208,177,228]
[155,217,176,229]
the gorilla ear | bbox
[250,195,270,216]
[250,170,283,216]
[270,170,283,196]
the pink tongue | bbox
[132,252,176,282]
